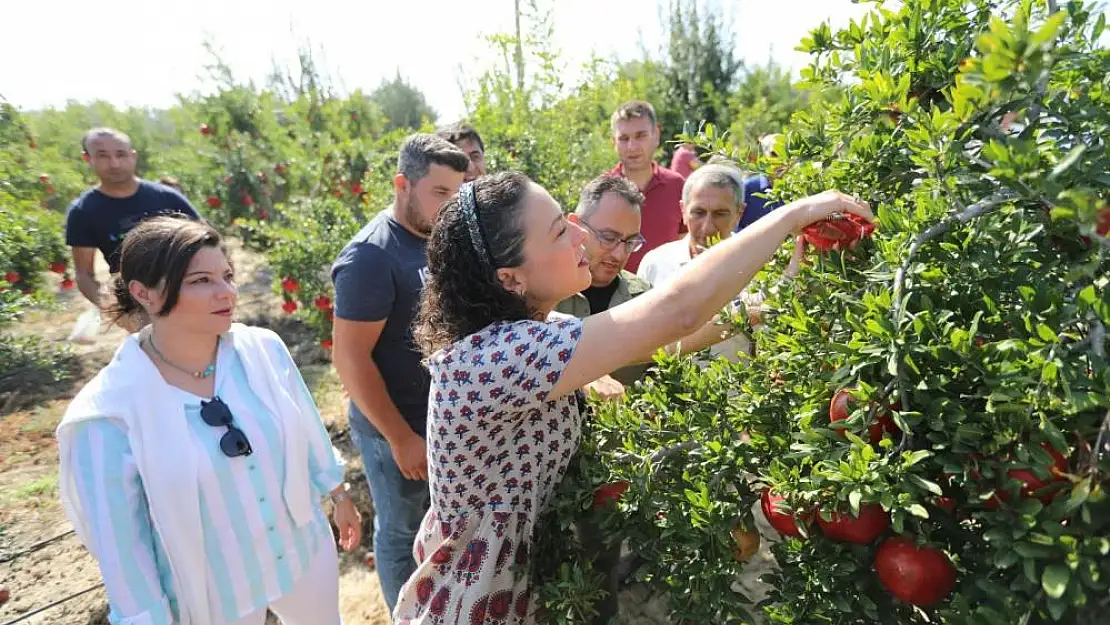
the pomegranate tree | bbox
[534,1,1110,624]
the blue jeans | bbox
[347,413,430,618]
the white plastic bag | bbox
[68,308,102,344]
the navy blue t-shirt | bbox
[331,210,430,437]
[65,180,201,273]
[735,174,781,232]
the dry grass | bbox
[339,567,392,625]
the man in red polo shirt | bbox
[607,100,686,272]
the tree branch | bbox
[1089,319,1106,360]
[887,191,1018,455]
[892,192,1019,324]
[649,440,700,464]
[1088,408,1110,477]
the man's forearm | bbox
[334,353,414,444]
[76,271,102,309]
[667,317,740,355]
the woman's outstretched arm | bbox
[551,191,872,399]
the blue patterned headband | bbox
[459,182,493,269]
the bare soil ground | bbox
[0,241,777,625]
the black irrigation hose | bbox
[0,583,104,625]
[0,531,76,565]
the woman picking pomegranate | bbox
[394,172,872,623]
[56,216,361,625]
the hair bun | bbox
[107,273,141,321]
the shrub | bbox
[534,1,1110,623]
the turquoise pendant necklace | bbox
[147,333,218,379]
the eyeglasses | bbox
[579,220,646,253]
[200,397,253,458]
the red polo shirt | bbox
[607,161,686,272]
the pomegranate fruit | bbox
[592,480,630,509]
[802,213,875,250]
[829,388,900,443]
[760,490,805,538]
[817,503,889,544]
[731,524,761,562]
[874,536,956,607]
[1005,442,1069,504]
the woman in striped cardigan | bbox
[56,216,361,625]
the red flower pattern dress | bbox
[393,317,585,625]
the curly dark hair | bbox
[414,171,537,357]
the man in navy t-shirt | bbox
[65,128,200,325]
[330,134,469,614]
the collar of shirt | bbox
[608,161,665,193]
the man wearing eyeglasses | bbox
[555,176,652,386]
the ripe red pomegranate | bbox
[282,300,297,314]
[281,277,299,294]
[242,195,254,207]
[314,295,332,311]
[874,536,956,607]
[50,261,66,274]
[1005,442,1069,504]
[351,183,363,195]
[934,497,957,515]
[1097,205,1110,236]
[760,490,806,538]
[206,196,221,208]
[817,504,889,544]
[592,480,630,509]
[320,339,333,350]
[4,271,19,284]
[829,388,900,443]
[61,278,75,290]
[802,213,875,250]
[259,210,270,220]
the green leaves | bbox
[908,474,944,496]
[1048,144,1087,180]
[1041,564,1070,599]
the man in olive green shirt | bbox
[558,175,654,386]
[560,174,783,392]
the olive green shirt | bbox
[554,271,653,386]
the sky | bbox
[1,0,874,120]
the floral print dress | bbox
[393,317,585,625]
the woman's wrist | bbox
[782,197,815,233]
[329,482,351,504]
